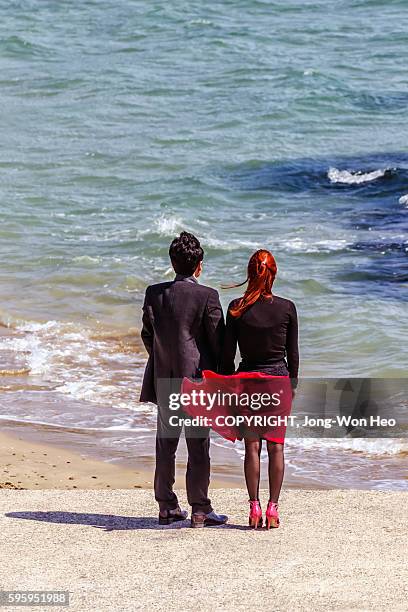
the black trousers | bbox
[154,405,213,515]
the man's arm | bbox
[203,288,225,371]
[141,289,154,355]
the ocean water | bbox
[0,0,407,489]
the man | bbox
[140,231,228,528]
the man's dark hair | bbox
[169,231,204,276]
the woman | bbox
[221,249,299,529]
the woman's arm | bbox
[220,307,238,375]
[286,301,299,387]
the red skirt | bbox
[181,370,292,444]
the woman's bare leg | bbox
[267,442,284,502]
[244,436,262,500]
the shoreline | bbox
[1,313,407,491]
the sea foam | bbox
[328,167,389,185]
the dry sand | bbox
[0,488,407,612]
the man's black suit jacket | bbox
[139,274,225,405]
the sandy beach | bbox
[0,431,233,490]
[2,430,406,611]
[0,488,406,611]
[0,431,151,490]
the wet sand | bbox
[0,431,232,490]
[0,431,151,490]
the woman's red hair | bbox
[227,249,277,318]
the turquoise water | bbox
[0,1,407,488]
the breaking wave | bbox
[327,167,393,185]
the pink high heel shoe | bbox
[265,501,280,529]
[248,500,263,529]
